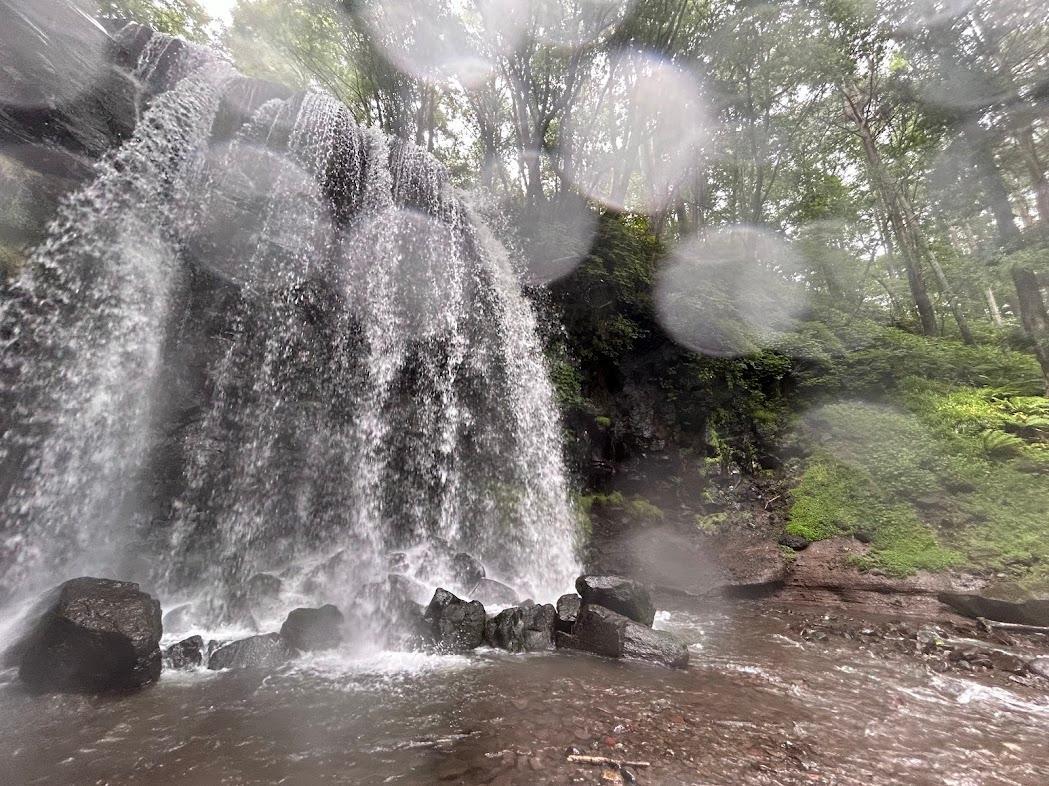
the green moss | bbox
[787,456,961,576]
[594,415,612,429]
[785,460,855,542]
[695,511,729,534]
[627,496,664,521]
[546,353,585,411]
[789,394,1049,585]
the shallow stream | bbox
[3,600,1048,785]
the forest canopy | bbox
[97,0,1049,389]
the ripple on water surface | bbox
[2,602,1049,784]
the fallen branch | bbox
[763,495,781,510]
[568,755,651,768]
[978,617,1049,636]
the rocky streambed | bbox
[3,577,1049,785]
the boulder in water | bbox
[451,552,485,588]
[165,635,204,669]
[570,604,688,669]
[348,575,432,649]
[10,577,162,693]
[280,604,345,652]
[468,578,520,607]
[208,633,292,670]
[387,572,431,605]
[556,593,581,632]
[484,603,557,652]
[424,588,485,652]
[575,575,655,627]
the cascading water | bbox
[0,35,237,596]
[0,31,578,632]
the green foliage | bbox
[904,382,1049,465]
[576,491,625,513]
[789,394,1049,585]
[545,349,585,412]
[575,490,663,526]
[792,316,1044,396]
[98,0,212,41]
[695,511,729,534]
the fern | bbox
[979,429,1026,456]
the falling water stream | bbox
[0,33,577,624]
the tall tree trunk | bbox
[1011,265,1049,393]
[843,88,938,336]
[969,122,1049,376]
[970,127,1022,244]
[1016,123,1049,225]
[926,252,975,345]
[986,287,1004,327]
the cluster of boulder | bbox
[557,576,690,669]
[2,572,689,695]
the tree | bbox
[98,0,212,41]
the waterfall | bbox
[0,37,237,595]
[0,32,578,625]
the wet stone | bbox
[425,588,486,652]
[575,575,655,627]
[280,604,345,652]
[12,577,162,694]
[208,633,292,670]
[556,593,581,632]
[165,635,204,669]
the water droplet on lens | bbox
[655,226,805,357]
[565,52,714,214]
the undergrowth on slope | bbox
[788,390,1049,586]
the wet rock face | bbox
[575,576,655,627]
[208,633,292,670]
[451,552,485,589]
[424,588,486,652]
[165,635,204,669]
[11,577,162,693]
[0,6,154,179]
[468,578,520,607]
[556,593,581,632]
[246,573,283,604]
[570,604,689,669]
[348,576,432,650]
[484,603,557,653]
[280,604,345,652]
